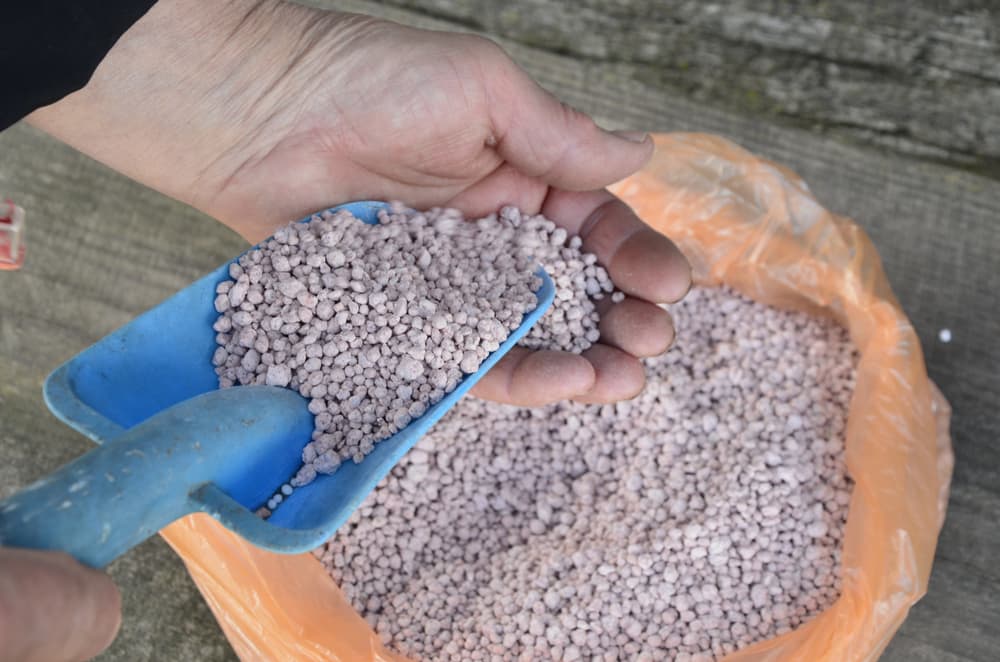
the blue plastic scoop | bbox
[0,201,554,568]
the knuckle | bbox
[464,35,510,69]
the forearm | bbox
[27,0,344,225]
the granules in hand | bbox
[212,204,616,489]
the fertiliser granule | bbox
[317,287,856,661]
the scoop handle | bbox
[0,387,305,568]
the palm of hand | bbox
[206,16,690,405]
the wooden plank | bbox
[0,125,241,662]
[360,0,1000,176]
[890,556,1000,661]
[880,639,977,662]
[2,2,998,660]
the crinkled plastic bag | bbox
[160,133,953,662]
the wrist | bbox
[27,0,355,233]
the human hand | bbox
[0,547,121,661]
[29,0,691,405]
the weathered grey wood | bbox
[363,0,1000,178]
[0,124,242,662]
[1,1,998,660]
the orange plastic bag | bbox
[160,133,953,662]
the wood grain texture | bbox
[366,0,1000,178]
[0,124,242,662]
[1,1,998,660]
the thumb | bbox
[0,548,122,662]
[486,55,653,190]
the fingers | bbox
[573,344,646,404]
[0,547,121,662]
[471,347,595,406]
[483,52,653,191]
[543,189,692,304]
[473,187,686,406]
[474,343,653,406]
[598,296,675,358]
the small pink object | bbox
[0,198,25,269]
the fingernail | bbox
[612,130,650,144]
